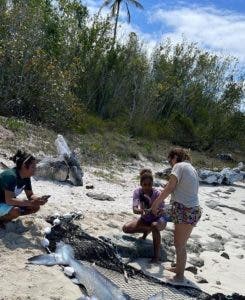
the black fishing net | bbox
[45,215,244,300]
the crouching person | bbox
[0,150,48,226]
[123,169,169,263]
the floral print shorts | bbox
[171,202,202,226]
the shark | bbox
[28,242,131,300]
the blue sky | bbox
[84,0,245,68]
[130,0,245,36]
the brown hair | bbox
[140,168,153,184]
[168,148,191,163]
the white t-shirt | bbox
[170,161,199,207]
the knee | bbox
[123,224,133,234]
[11,207,21,218]
[151,222,158,232]
[122,225,129,233]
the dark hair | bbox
[168,148,191,163]
[139,169,153,209]
[11,150,36,170]
[140,168,153,185]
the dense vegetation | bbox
[0,0,244,153]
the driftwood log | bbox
[35,135,83,186]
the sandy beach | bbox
[0,155,245,299]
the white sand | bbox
[0,157,245,299]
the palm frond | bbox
[125,2,131,23]
[111,1,120,17]
[127,0,144,10]
[103,0,114,6]
[99,0,114,12]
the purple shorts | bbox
[140,214,171,225]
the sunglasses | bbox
[23,155,34,165]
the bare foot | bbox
[166,274,185,284]
[139,230,150,240]
[166,266,177,273]
[173,274,185,282]
[149,257,160,264]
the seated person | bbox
[0,150,49,227]
[123,169,169,263]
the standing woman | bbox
[151,148,202,281]
[0,150,48,226]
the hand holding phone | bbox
[40,195,51,204]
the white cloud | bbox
[83,0,105,16]
[150,6,245,63]
[83,2,245,65]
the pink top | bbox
[133,187,164,223]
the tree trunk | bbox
[113,3,120,45]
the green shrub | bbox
[4,117,26,132]
[74,114,106,134]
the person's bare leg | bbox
[0,207,21,223]
[140,228,151,240]
[20,206,40,215]
[150,221,166,263]
[173,223,194,281]
[0,206,40,225]
[123,218,151,238]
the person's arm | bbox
[4,190,37,207]
[25,189,34,200]
[151,175,178,215]
[132,189,144,215]
[25,190,48,206]
[133,206,144,215]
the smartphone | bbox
[42,195,51,201]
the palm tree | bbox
[100,0,143,44]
